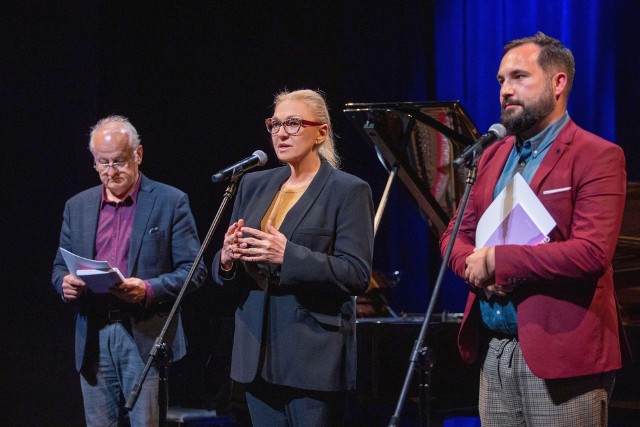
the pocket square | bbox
[542,186,571,195]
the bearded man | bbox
[440,32,628,427]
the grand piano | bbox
[344,101,640,422]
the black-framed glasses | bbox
[265,117,324,135]
[94,157,135,171]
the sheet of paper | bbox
[476,173,555,248]
[59,247,111,272]
[475,173,556,297]
[59,248,125,293]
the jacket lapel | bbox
[80,187,102,258]
[277,161,333,238]
[530,119,575,192]
[128,175,156,276]
[481,138,514,207]
[245,167,291,230]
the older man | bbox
[52,115,207,426]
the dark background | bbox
[2,1,638,425]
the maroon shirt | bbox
[95,176,154,303]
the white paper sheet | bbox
[59,247,125,293]
[476,173,556,248]
[475,173,556,297]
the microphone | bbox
[452,123,507,169]
[211,150,268,183]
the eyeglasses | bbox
[94,157,135,171]
[265,117,324,135]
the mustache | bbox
[501,98,523,110]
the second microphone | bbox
[211,150,268,183]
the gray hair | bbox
[273,89,340,169]
[89,115,141,153]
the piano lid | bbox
[344,101,480,236]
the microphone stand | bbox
[125,176,241,425]
[388,158,479,427]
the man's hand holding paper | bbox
[61,273,87,302]
[110,278,146,304]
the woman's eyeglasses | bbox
[265,117,324,135]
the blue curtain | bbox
[434,0,617,141]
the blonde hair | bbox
[273,89,340,169]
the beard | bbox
[500,83,555,136]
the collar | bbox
[516,111,570,157]
[100,174,142,208]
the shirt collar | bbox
[100,174,142,208]
[516,111,570,157]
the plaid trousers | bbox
[479,337,615,427]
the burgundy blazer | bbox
[440,119,627,379]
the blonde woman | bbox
[214,89,374,426]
